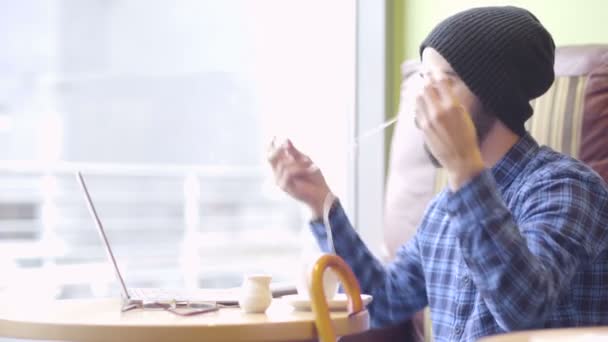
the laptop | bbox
[77,171,295,311]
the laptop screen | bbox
[77,172,132,300]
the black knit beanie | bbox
[420,6,555,136]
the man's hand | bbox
[267,139,333,219]
[415,78,485,191]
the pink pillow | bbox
[383,61,437,258]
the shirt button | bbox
[462,276,470,284]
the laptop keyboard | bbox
[128,284,297,303]
[130,288,190,302]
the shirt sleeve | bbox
[310,200,428,327]
[447,169,608,331]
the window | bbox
[0,0,360,301]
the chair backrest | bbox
[527,45,608,180]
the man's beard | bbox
[424,108,496,168]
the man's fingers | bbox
[420,120,445,160]
[282,161,314,178]
[416,86,439,132]
[267,137,285,168]
[267,147,283,168]
[433,77,458,108]
[275,160,314,188]
[416,86,445,150]
[267,138,311,168]
[285,139,309,162]
[424,82,442,109]
[417,78,444,129]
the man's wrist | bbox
[309,200,324,221]
[447,157,485,191]
[310,207,323,221]
[309,192,336,221]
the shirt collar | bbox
[491,133,540,191]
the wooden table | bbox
[0,297,369,341]
[479,327,608,342]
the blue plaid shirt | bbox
[311,134,608,341]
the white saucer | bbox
[282,293,373,311]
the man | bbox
[268,6,608,341]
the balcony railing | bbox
[0,161,304,300]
